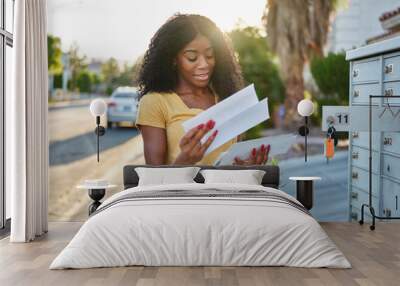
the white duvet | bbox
[50,183,351,269]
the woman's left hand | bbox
[233,144,270,165]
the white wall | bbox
[5,49,12,220]
[327,0,400,53]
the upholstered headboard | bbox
[123,165,280,189]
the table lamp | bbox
[297,99,314,162]
[90,99,107,162]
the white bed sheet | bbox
[50,183,351,269]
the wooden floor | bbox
[0,222,399,286]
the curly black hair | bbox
[137,14,244,99]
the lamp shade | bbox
[297,99,314,117]
[90,99,107,117]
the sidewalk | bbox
[48,97,109,111]
[260,127,348,161]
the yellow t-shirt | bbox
[136,92,236,165]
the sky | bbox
[47,0,267,64]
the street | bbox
[279,151,349,221]
[49,103,349,222]
[49,102,145,221]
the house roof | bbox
[379,7,400,21]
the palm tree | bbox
[262,0,341,126]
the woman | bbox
[136,14,270,165]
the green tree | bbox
[90,73,102,93]
[131,55,144,84]
[229,26,284,106]
[114,63,135,87]
[76,70,92,93]
[53,73,63,89]
[229,26,285,138]
[101,57,120,94]
[48,34,63,75]
[262,0,344,126]
[48,34,63,95]
[101,58,142,94]
[68,43,88,91]
[91,73,102,86]
[310,52,349,105]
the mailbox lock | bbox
[385,64,393,74]
[351,212,358,220]
[383,208,392,217]
[384,137,392,145]
[384,89,394,97]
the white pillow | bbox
[135,167,201,186]
[200,169,266,185]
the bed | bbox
[50,165,350,269]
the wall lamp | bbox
[297,99,315,162]
[90,99,107,162]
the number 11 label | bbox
[335,112,350,125]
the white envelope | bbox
[181,84,270,155]
[214,134,297,165]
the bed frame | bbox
[123,165,280,189]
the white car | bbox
[107,87,139,128]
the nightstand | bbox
[77,183,117,215]
[289,177,321,210]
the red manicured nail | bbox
[207,120,215,129]
[267,145,271,152]
[197,124,204,130]
[261,144,265,151]
[213,130,218,137]
[252,148,256,156]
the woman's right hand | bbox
[174,120,218,165]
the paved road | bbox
[49,102,140,165]
[49,103,100,142]
[49,103,349,222]
[279,151,349,221]
[49,103,145,221]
